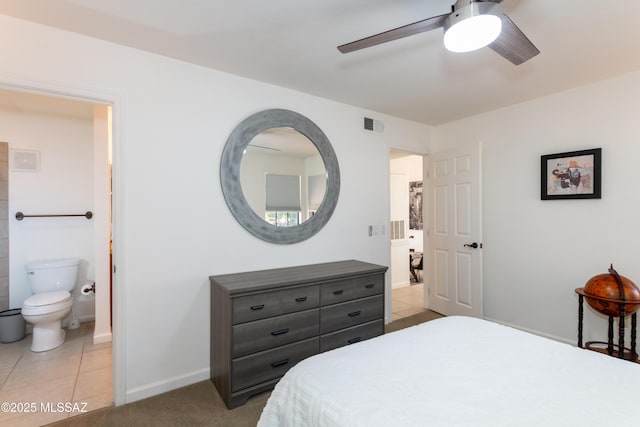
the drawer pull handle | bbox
[347,337,362,344]
[333,290,344,295]
[271,328,290,336]
[348,310,362,318]
[295,297,307,302]
[365,284,375,289]
[271,359,289,368]
[250,304,265,311]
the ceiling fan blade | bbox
[338,14,448,54]
[488,13,540,65]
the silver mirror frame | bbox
[220,109,340,244]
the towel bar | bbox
[15,211,93,221]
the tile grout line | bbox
[65,326,89,420]
[0,341,27,392]
[70,327,89,400]
[391,283,425,320]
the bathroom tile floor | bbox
[391,282,427,321]
[0,321,112,426]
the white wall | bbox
[0,107,95,308]
[389,171,409,288]
[92,105,111,341]
[0,15,432,403]
[433,70,640,344]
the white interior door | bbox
[426,142,482,317]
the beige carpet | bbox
[385,309,444,333]
[48,310,443,427]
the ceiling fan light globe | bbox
[444,15,502,52]
[443,2,503,53]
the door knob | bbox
[464,242,480,249]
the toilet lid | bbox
[24,291,71,307]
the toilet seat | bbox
[22,291,72,316]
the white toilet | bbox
[22,258,79,352]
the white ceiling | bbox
[0,88,94,120]
[2,0,640,125]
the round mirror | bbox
[221,109,340,244]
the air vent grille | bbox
[364,117,374,131]
[363,117,384,133]
[390,220,405,240]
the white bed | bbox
[258,316,640,427]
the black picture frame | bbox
[541,148,601,200]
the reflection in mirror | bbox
[240,127,327,228]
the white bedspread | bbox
[257,316,640,427]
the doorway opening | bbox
[0,87,115,422]
[389,150,427,321]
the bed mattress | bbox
[258,316,640,426]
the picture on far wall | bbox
[541,148,602,200]
[409,181,423,230]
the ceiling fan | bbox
[337,0,539,65]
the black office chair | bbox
[410,253,423,283]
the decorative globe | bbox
[584,267,640,317]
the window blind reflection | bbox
[265,174,301,211]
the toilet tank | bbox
[25,258,80,293]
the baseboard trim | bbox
[125,368,210,404]
[392,281,410,289]
[483,316,574,346]
[93,331,112,344]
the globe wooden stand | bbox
[576,288,639,363]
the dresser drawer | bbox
[231,337,319,392]
[233,285,319,324]
[320,294,384,334]
[232,309,319,358]
[320,319,384,352]
[354,274,384,299]
[320,274,384,306]
[320,278,356,305]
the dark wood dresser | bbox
[210,260,388,409]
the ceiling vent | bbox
[363,117,384,133]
